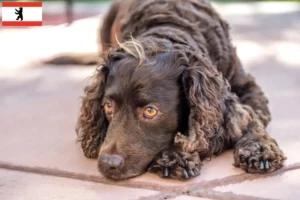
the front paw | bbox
[148,150,202,180]
[234,138,286,173]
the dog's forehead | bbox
[105,57,180,102]
[107,57,173,85]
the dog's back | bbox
[101,0,235,79]
[46,0,235,80]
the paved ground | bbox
[0,2,300,200]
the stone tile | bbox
[0,169,158,200]
[0,68,98,176]
[173,196,211,200]
[214,169,300,200]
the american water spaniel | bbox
[52,0,287,180]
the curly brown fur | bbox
[75,0,286,180]
[76,65,109,158]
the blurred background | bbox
[0,0,299,69]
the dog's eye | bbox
[143,106,158,119]
[104,102,113,114]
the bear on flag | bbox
[1,2,43,27]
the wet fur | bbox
[75,0,286,180]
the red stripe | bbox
[2,2,42,7]
[2,21,42,27]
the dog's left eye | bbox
[143,106,158,119]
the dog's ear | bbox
[175,55,227,155]
[76,65,109,158]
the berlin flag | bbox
[1,2,43,27]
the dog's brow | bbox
[104,89,119,101]
[133,92,157,106]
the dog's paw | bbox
[234,138,286,173]
[148,149,202,180]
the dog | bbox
[47,0,286,180]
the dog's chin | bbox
[98,166,145,181]
[98,162,145,181]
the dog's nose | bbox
[99,154,124,170]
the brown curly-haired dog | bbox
[71,0,287,180]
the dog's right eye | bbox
[104,102,113,115]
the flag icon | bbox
[1,2,43,27]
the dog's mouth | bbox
[97,160,146,180]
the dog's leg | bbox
[234,127,286,173]
[148,147,202,180]
[223,94,286,173]
[229,53,271,127]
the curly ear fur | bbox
[175,54,229,156]
[76,65,109,158]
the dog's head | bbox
[76,38,226,180]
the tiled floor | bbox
[0,2,300,200]
[0,169,159,200]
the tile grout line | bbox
[136,188,278,200]
[167,162,300,192]
[189,188,279,200]
[0,161,177,192]
[137,162,300,200]
[137,192,178,200]
[0,161,299,197]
